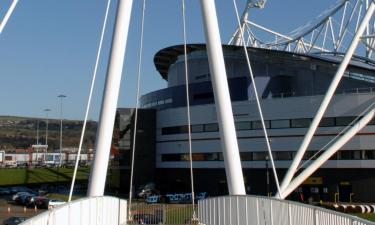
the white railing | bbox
[198,195,375,225]
[20,196,127,225]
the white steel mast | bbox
[200,0,246,195]
[279,1,375,196]
[88,0,133,197]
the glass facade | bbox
[161,150,375,162]
[161,116,367,135]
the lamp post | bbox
[44,109,51,162]
[44,109,51,147]
[265,155,270,196]
[36,119,39,164]
[57,95,66,167]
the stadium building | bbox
[112,44,375,202]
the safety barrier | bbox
[198,195,375,225]
[19,196,127,225]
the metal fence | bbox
[19,196,127,225]
[198,195,375,225]
[128,203,197,225]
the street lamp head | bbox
[57,94,67,98]
[44,108,51,112]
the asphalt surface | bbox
[0,196,46,224]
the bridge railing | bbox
[20,196,127,225]
[198,195,375,225]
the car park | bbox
[0,187,11,195]
[2,216,28,225]
[10,186,31,194]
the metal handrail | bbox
[19,196,127,225]
[198,195,375,225]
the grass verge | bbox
[0,167,90,185]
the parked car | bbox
[132,214,163,224]
[17,163,28,168]
[4,161,17,168]
[48,199,66,208]
[15,194,35,205]
[0,187,11,195]
[33,197,50,209]
[12,192,31,201]
[137,183,159,199]
[10,186,31,194]
[2,216,28,225]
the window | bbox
[161,125,188,135]
[291,118,311,128]
[192,153,205,161]
[319,117,335,127]
[191,124,204,133]
[364,150,375,159]
[353,151,361,160]
[303,151,318,160]
[157,100,164,105]
[195,74,209,80]
[162,154,181,161]
[205,153,222,161]
[368,117,375,125]
[204,123,219,132]
[235,121,251,130]
[193,92,214,100]
[253,152,267,161]
[165,98,173,104]
[252,120,270,129]
[336,116,356,126]
[340,151,353,160]
[274,151,293,160]
[240,152,253,161]
[270,119,290,129]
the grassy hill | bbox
[0,116,97,150]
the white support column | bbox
[87,0,133,197]
[278,2,375,195]
[280,108,375,199]
[199,0,246,195]
[0,0,18,35]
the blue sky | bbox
[0,0,336,120]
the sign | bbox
[303,177,323,185]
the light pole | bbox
[57,95,66,167]
[265,155,270,196]
[44,108,51,162]
[36,119,39,164]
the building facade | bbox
[114,44,375,202]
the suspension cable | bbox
[297,97,375,171]
[68,0,111,202]
[232,0,282,197]
[0,0,18,35]
[128,0,146,219]
[182,0,197,218]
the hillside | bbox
[0,116,97,151]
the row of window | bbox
[143,98,173,108]
[161,116,375,135]
[161,150,375,162]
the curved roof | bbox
[154,44,375,80]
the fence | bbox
[19,196,127,225]
[198,195,375,225]
[128,203,197,224]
